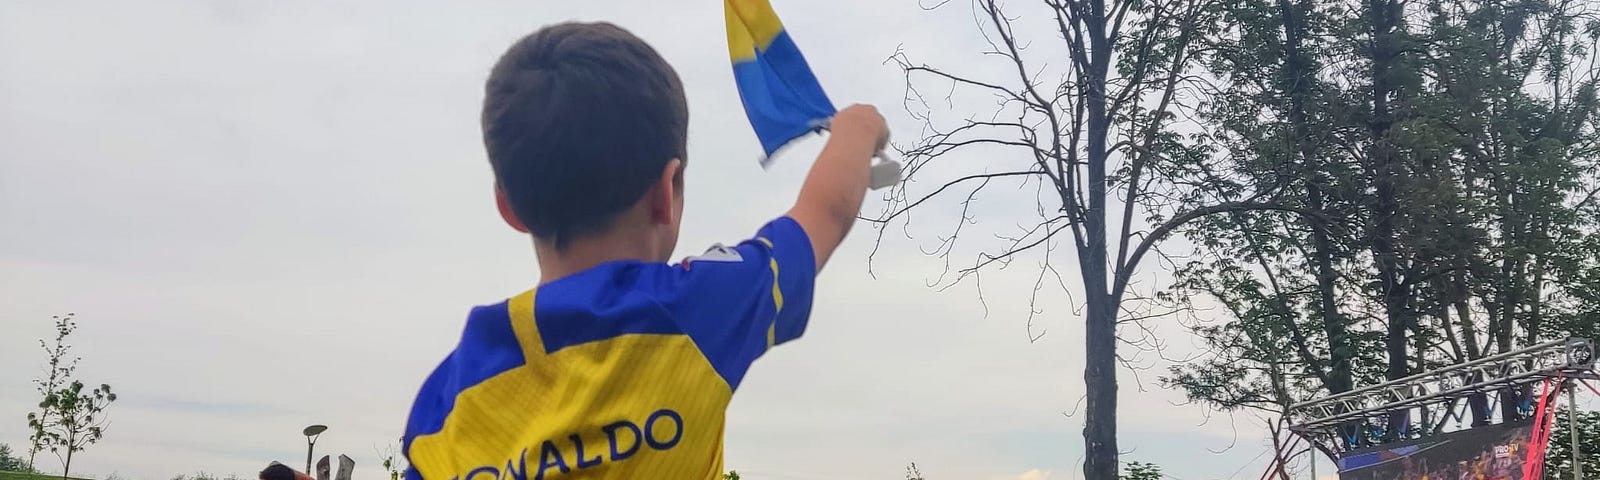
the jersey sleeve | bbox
[657,216,816,391]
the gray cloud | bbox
[2,1,1276,479]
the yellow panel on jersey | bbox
[402,218,816,480]
[409,334,732,479]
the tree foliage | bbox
[1155,0,1600,448]
[35,382,116,478]
[0,444,33,473]
[885,0,1598,469]
[1122,461,1164,480]
[171,471,242,480]
[26,313,118,477]
[27,314,80,472]
[904,462,924,480]
[1544,406,1600,478]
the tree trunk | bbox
[1364,0,1411,440]
[1278,0,1367,450]
[1084,292,1118,480]
[1496,187,1526,421]
[1268,423,1295,480]
[1527,234,1547,345]
[1450,271,1493,425]
[1277,0,1354,398]
[62,431,75,480]
[1081,0,1117,476]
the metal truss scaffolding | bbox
[1286,337,1596,453]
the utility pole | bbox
[1571,380,1583,480]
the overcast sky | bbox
[0,1,1301,479]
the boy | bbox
[401,22,889,479]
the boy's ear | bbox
[649,158,684,225]
[495,184,529,233]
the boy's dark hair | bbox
[482,22,689,248]
[259,463,295,480]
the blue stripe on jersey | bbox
[662,241,777,391]
[533,262,684,355]
[402,302,524,446]
[660,217,816,391]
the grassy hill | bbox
[0,471,92,480]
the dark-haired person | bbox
[399,21,888,480]
[258,462,314,480]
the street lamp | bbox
[303,425,328,475]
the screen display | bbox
[1338,420,1536,480]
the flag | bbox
[725,0,837,165]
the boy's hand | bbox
[787,104,892,272]
[832,104,890,155]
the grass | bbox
[0,471,93,480]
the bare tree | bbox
[874,1,1308,478]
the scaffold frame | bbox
[1285,337,1597,454]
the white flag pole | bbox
[869,152,902,190]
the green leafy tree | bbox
[1122,461,1163,480]
[1545,407,1600,479]
[722,471,740,480]
[1160,0,1600,452]
[0,443,34,473]
[28,314,81,471]
[26,313,118,478]
[879,0,1597,469]
[37,381,116,478]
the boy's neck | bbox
[533,231,665,285]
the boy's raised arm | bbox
[786,104,891,272]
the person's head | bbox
[482,22,689,261]
[259,463,295,480]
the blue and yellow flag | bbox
[726,0,837,165]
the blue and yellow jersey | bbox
[402,217,816,480]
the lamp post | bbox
[303,425,328,475]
